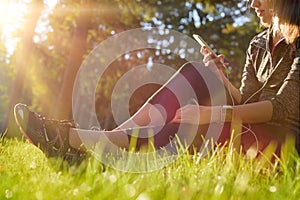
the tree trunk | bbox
[51,2,92,120]
[3,0,44,137]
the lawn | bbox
[0,137,299,200]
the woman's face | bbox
[250,0,273,26]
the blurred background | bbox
[0,0,262,136]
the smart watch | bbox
[221,105,233,122]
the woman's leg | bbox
[69,128,130,150]
[71,62,225,150]
[117,62,224,129]
[193,123,297,158]
[70,123,202,152]
[240,124,297,158]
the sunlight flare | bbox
[0,1,26,28]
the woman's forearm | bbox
[232,100,273,123]
[220,72,242,104]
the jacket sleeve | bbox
[269,51,300,121]
[239,45,261,104]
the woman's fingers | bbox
[203,52,216,63]
[171,105,201,124]
[171,111,181,123]
[200,46,209,55]
[204,54,229,70]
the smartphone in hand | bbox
[193,34,217,57]
[193,34,228,69]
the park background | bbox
[1,1,300,200]
[1,0,260,136]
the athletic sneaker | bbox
[14,103,85,162]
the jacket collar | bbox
[251,27,289,54]
[251,28,269,50]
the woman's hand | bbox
[200,46,229,69]
[200,46,233,85]
[200,46,242,104]
[171,104,211,125]
[200,46,229,80]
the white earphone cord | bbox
[223,66,259,152]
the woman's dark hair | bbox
[273,0,300,43]
[274,0,300,26]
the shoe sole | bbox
[14,103,37,146]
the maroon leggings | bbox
[126,62,297,155]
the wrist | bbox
[220,71,229,83]
[211,105,234,123]
[221,105,233,122]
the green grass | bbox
[0,137,299,200]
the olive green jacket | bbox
[240,28,299,134]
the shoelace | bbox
[41,119,75,152]
[46,127,64,151]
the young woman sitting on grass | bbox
[272,0,300,155]
[14,0,299,162]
